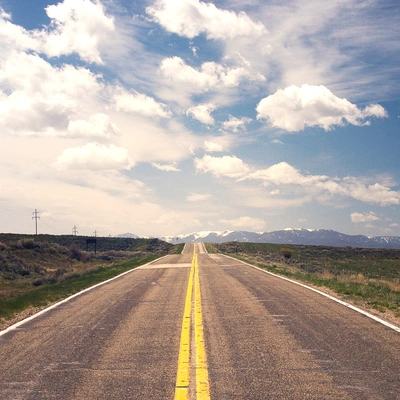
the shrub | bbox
[68,244,87,262]
[34,265,45,275]
[0,242,9,252]
[280,247,293,259]
[20,239,35,249]
[55,267,67,277]
[48,243,69,255]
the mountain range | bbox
[157,229,400,249]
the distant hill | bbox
[160,229,400,249]
[0,233,172,253]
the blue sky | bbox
[0,0,399,237]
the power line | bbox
[1,205,29,221]
[32,209,40,235]
[72,225,78,236]
[40,220,58,234]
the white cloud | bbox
[256,84,387,132]
[147,0,267,40]
[271,139,284,145]
[186,103,215,124]
[246,162,330,187]
[195,155,400,206]
[0,8,38,52]
[67,113,119,139]
[154,211,202,231]
[55,142,133,171]
[203,140,223,152]
[39,0,115,64]
[190,44,198,57]
[113,88,172,118]
[221,115,251,132]
[194,154,250,178]
[0,163,176,236]
[343,180,400,206]
[247,163,400,205]
[0,89,69,136]
[151,162,181,172]
[0,51,101,96]
[160,56,265,92]
[219,216,266,231]
[0,51,102,137]
[186,193,212,202]
[351,211,380,223]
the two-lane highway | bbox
[1,243,399,399]
[0,247,194,399]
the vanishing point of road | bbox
[1,243,399,399]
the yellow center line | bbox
[174,244,211,400]
[174,249,194,399]
[194,247,211,399]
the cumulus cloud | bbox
[195,155,400,206]
[55,142,133,171]
[0,51,102,136]
[0,90,69,136]
[351,211,380,223]
[67,113,119,139]
[186,103,215,124]
[194,155,250,178]
[146,0,267,40]
[343,180,400,206]
[160,56,265,92]
[247,163,399,205]
[186,193,212,202]
[219,216,266,231]
[151,162,181,172]
[0,8,38,52]
[256,84,387,132]
[113,88,172,118]
[203,140,223,152]
[0,51,100,96]
[221,115,251,132]
[38,0,115,64]
[246,162,330,187]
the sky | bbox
[0,0,399,238]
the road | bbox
[0,243,399,399]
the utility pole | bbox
[72,225,78,236]
[93,230,97,237]
[32,209,40,235]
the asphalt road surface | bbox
[1,243,399,399]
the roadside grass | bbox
[0,255,159,324]
[209,242,400,321]
[172,243,185,254]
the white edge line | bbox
[0,255,169,337]
[222,254,400,333]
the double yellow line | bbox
[175,244,210,400]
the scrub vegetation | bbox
[207,242,400,324]
[0,234,179,329]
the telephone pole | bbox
[72,225,78,236]
[32,209,40,235]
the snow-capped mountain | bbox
[161,230,235,244]
[114,233,144,239]
[160,229,400,249]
